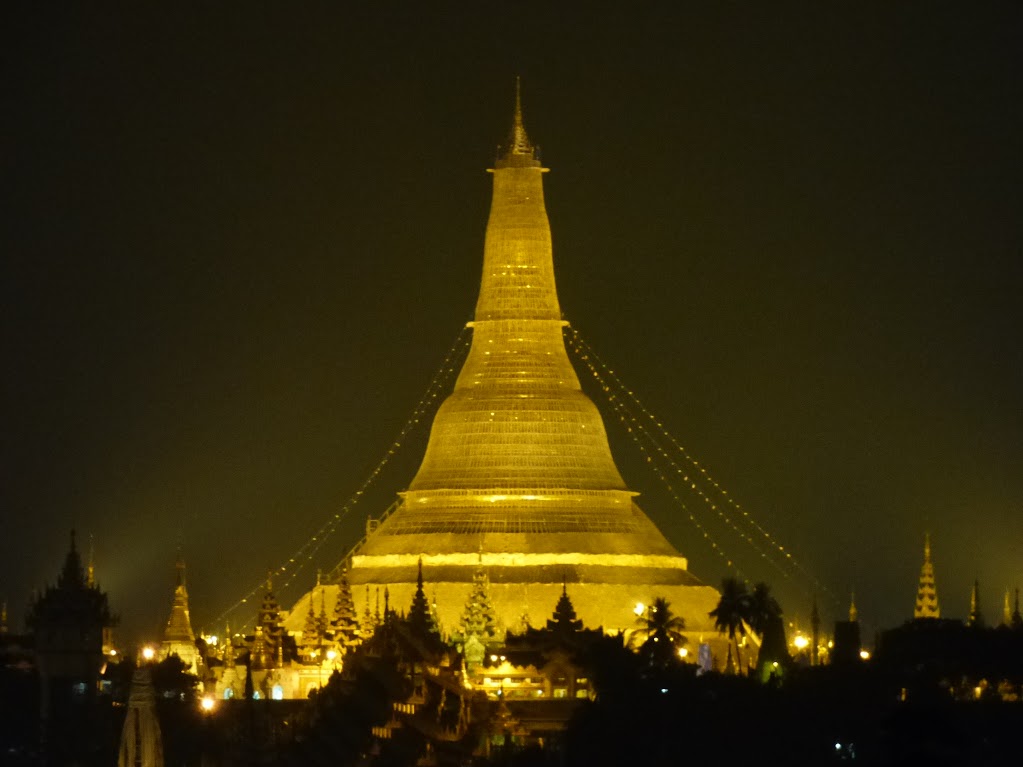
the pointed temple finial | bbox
[163,549,198,673]
[496,77,541,168]
[913,533,940,619]
[848,591,858,622]
[175,548,186,589]
[86,534,96,587]
[1003,589,1013,626]
[968,579,983,627]
[59,528,86,589]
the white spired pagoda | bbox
[334,85,720,637]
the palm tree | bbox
[748,582,782,637]
[747,582,789,680]
[632,597,687,668]
[709,577,751,673]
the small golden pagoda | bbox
[161,552,200,674]
[913,533,940,619]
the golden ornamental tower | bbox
[161,552,200,674]
[913,533,940,619]
[344,85,719,634]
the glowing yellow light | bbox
[634,602,645,616]
[327,650,337,661]
[859,650,870,660]
[141,646,155,661]
[793,635,809,650]
[678,648,688,658]
[109,649,117,657]
[200,696,215,713]
[207,635,218,646]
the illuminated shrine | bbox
[330,88,721,638]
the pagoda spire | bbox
[848,591,858,622]
[913,533,940,619]
[162,551,198,673]
[86,534,96,588]
[968,579,983,627]
[175,548,186,588]
[497,76,540,168]
[1003,589,1013,626]
[331,566,360,650]
[58,529,85,589]
[407,558,437,639]
[223,622,235,665]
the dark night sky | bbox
[4,4,1021,645]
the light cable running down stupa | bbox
[212,326,473,627]
[566,325,837,605]
[565,329,757,579]
[598,370,797,584]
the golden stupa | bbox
[341,87,719,635]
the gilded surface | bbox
[344,101,713,633]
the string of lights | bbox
[566,326,836,603]
[607,379,796,583]
[212,326,473,628]
[564,332,747,578]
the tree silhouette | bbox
[150,653,199,702]
[631,597,687,669]
[748,582,782,637]
[709,577,751,673]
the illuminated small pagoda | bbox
[913,533,940,619]
[161,552,200,674]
